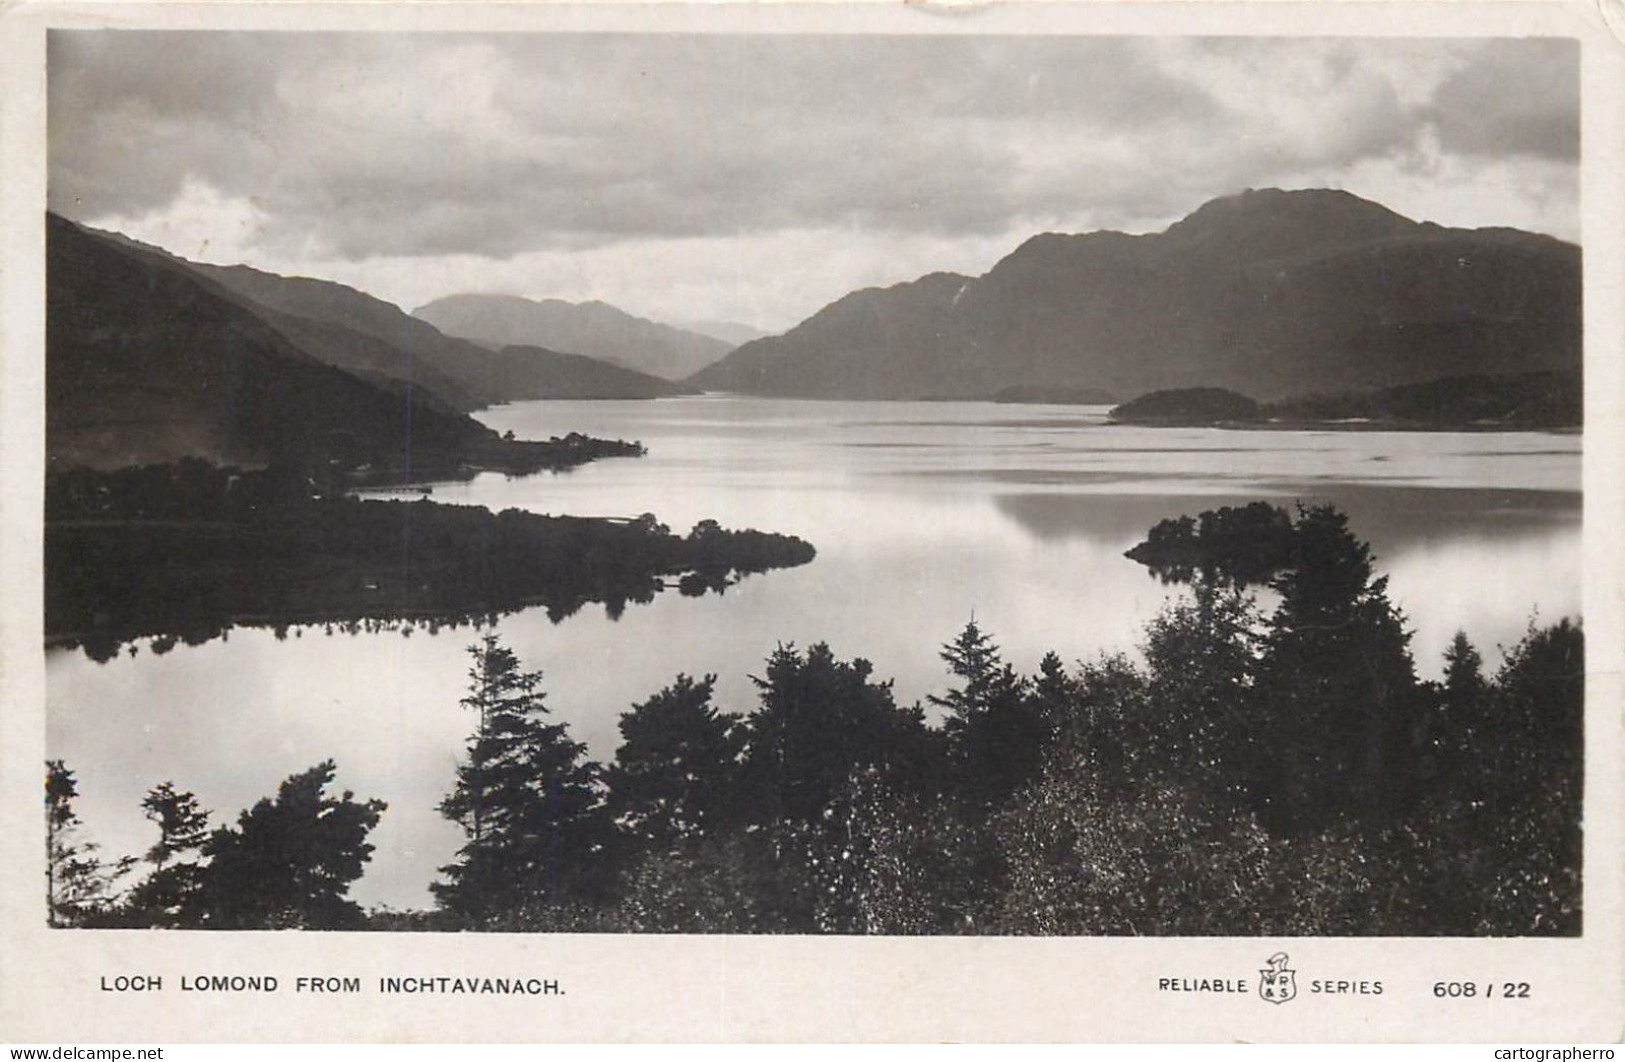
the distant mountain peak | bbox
[688,188,1580,402]
[1186,185,1409,216]
[1162,187,1417,247]
[413,292,732,380]
[667,316,772,346]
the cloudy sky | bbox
[49,32,1577,331]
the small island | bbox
[1108,387,1261,426]
[1109,371,1580,431]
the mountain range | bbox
[49,214,487,470]
[46,215,664,472]
[413,293,736,381]
[47,187,1583,474]
[179,249,692,409]
[667,317,772,347]
[687,189,1581,401]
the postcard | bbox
[1,0,1621,1043]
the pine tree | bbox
[930,620,1043,806]
[1028,651,1077,735]
[736,643,942,931]
[1424,630,1490,790]
[123,782,211,927]
[604,674,746,855]
[433,634,608,926]
[929,619,1025,728]
[1443,631,1486,702]
[45,760,131,927]
[742,642,937,826]
[1251,506,1422,833]
[194,761,385,929]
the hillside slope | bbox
[48,215,544,472]
[190,260,689,406]
[493,346,700,399]
[687,189,1581,401]
[414,293,734,380]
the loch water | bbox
[47,396,1582,909]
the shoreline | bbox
[1108,417,1582,434]
[44,465,817,659]
[648,391,1581,433]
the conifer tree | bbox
[929,619,1025,727]
[123,782,211,927]
[434,634,608,926]
[742,642,937,826]
[930,620,1044,806]
[1443,631,1487,702]
[604,674,745,855]
[1426,631,1490,790]
[1026,651,1082,744]
[45,760,131,927]
[1252,506,1422,833]
[194,761,385,929]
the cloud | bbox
[1426,38,1580,160]
[47,31,1579,326]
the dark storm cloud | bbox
[48,32,1220,258]
[47,32,1579,264]
[49,32,321,216]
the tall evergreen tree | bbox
[930,620,1044,806]
[929,619,1025,727]
[123,782,211,927]
[434,634,608,926]
[45,760,131,927]
[1251,506,1423,834]
[742,642,938,826]
[193,761,384,929]
[737,643,943,930]
[1424,630,1490,791]
[1028,651,1076,734]
[1443,631,1487,702]
[604,673,746,855]
[1026,648,1084,782]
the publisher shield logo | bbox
[1259,952,1297,1004]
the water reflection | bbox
[47,396,1581,911]
[995,485,1580,546]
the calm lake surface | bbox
[47,397,1582,909]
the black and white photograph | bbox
[4,0,1623,1044]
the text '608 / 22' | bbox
[1435,982,1533,999]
